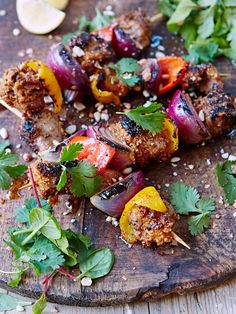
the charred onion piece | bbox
[90,171,145,217]
[112,25,138,58]
[47,43,89,101]
[168,90,211,144]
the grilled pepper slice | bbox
[69,135,116,174]
[158,56,187,95]
[90,73,121,106]
[26,60,63,113]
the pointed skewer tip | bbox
[172,232,190,249]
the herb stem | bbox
[28,167,42,208]
[0,267,28,274]
[21,218,50,246]
[13,229,33,236]
[57,267,77,280]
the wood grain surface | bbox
[0,0,235,307]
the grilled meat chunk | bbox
[193,87,236,138]
[114,9,151,51]
[69,32,114,74]
[108,116,173,166]
[127,201,178,246]
[0,62,47,114]
[181,63,223,95]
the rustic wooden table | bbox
[1,279,236,314]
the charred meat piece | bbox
[21,110,64,152]
[31,160,63,199]
[128,201,178,246]
[193,87,236,138]
[0,62,47,114]
[108,116,173,166]
[181,63,223,95]
[114,9,151,51]
[68,32,114,74]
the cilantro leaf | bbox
[170,182,216,235]
[69,161,102,197]
[0,141,27,189]
[56,166,67,191]
[109,58,141,87]
[125,103,165,133]
[16,197,51,224]
[185,39,218,63]
[216,161,236,205]
[59,143,83,162]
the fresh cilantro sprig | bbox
[62,8,114,44]
[216,161,236,205]
[120,102,165,133]
[0,140,27,189]
[109,58,141,87]
[55,143,102,197]
[159,0,236,63]
[170,182,216,236]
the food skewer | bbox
[0,98,23,120]
[172,232,190,249]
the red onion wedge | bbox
[168,90,211,144]
[90,171,145,217]
[112,25,138,58]
[47,43,89,101]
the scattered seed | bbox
[204,184,210,189]
[143,90,150,98]
[165,183,170,187]
[228,154,236,161]
[188,164,194,170]
[72,46,85,58]
[52,139,60,146]
[123,102,131,109]
[26,48,33,55]
[94,111,101,122]
[65,201,72,210]
[161,74,170,80]
[81,277,92,286]
[51,307,60,313]
[70,218,76,224]
[122,275,127,281]
[103,10,115,16]
[106,216,112,223]
[0,127,8,139]
[74,102,86,111]
[101,112,109,121]
[122,167,132,175]
[16,143,22,149]
[220,148,225,154]
[158,45,165,51]
[17,50,25,57]
[173,172,178,176]
[44,95,53,103]
[222,152,229,159]
[206,159,211,166]
[97,104,104,112]
[198,110,205,122]
[0,10,6,16]
[170,157,181,163]
[233,211,236,217]
[13,28,21,36]
[65,124,77,134]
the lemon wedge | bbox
[47,0,69,10]
[16,0,66,35]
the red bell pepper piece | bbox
[93,26,113,42]
[68,136,116,174]
[158,56,187,95]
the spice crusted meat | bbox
[69,32,114,74]
[114,9,151,51]
[181,63,223,95]
[193,86,236,138]
[128,201,178,246]
[108,116,173,166]
[0,61,64,152]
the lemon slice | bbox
[47,0,69,10]
[16,0,66,35]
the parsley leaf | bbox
[0,140,27,189]
[109,58,141,87]
[216,161,236,205]
[59,143,83,162]
[170,183,216,235]
[124,102,165,133]
[69,161,102,197]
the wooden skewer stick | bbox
[0,98,23,120]
[18,182,31,190]
[149,13,164,24]
[219,73,232,77]
[172,232,190,250]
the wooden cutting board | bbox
[0,0,235,307]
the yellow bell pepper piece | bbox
[120,187,167,243]
[90,74,121,106]
[26,60,63,113]
[162,117,178,154]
